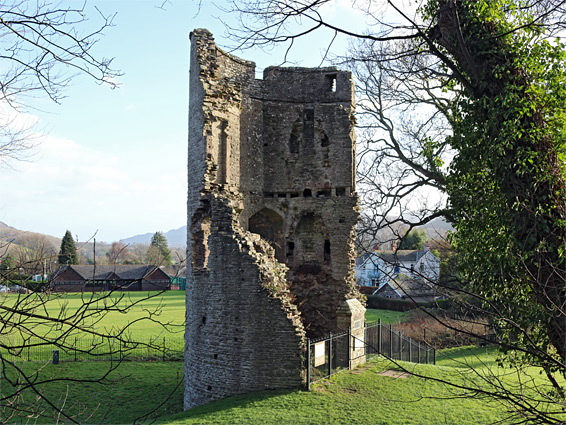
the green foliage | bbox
[147,231,173,266]
[365,295,418,311]
[0,253,16,282]
[58,230,78,265]
[436,0,566,375]
[398,229,427,250]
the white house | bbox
[355,250,441,298]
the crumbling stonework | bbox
[185,29,360,409]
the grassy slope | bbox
[4,352,511,425]
[158,355,508,425]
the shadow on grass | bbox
[157,388,301,424]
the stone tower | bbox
[185,29,360,409]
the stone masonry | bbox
[185,29,360,409]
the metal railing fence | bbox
[1,335,184,363]
[306,319,435,388]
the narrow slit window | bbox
[324,239,331,262]
[326,74,337,92]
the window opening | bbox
[289,119,302,154]
[324,239,331,262]
[326,74,337,92]
[320,131,329,147]
[286,241,295,258]
[303,189,312,197]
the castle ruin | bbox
[185,29,360,409]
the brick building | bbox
[50,265,171,292]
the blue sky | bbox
[0,0,364,243]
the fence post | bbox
[389,324,393,358]
[433,347,436,365]
[74,337,77,361]
[398,332,403,361]
[418,342,421,364]
[306,338,311,391]
[377,319,382,355]
[409,338,412,363]
[347,327,352,370]
[328,333,333,378]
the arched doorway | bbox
[248,209,285,262]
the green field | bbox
[3,348,539,425]
[1,291,186,362]
[3,293,563,424]
[2,292,399,341]
[1,290,185,337]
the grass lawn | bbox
[365,308,410,324]
[157,357,510,425]
[3,294,563,424]
[3,355,513,425]
[1,290,185,338]
[1,291,186,362]
[1,361,185,424]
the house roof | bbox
[51,265,166,281]
[377,277,437,298]
[358,250,439,267]
[377,250,428,263]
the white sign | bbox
[354,336,364,351]
[314,342,326,367]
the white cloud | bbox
[0,132,187,242]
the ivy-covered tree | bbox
[58,230,78,265]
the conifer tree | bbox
[147,231,172,266]
[58,230,78,265]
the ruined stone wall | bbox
[185,29,360,409]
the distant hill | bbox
[0,222,61,251]
[121,226,186,248]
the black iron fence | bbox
[306,319,435,389]
[1,335,184,363]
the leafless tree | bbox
[106,241,130,265]
[11,234,57,276]
[0,0,120,165]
